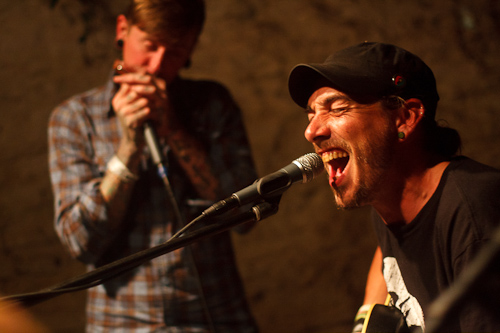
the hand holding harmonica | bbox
[111,60,173,148]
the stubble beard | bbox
[331,130,396,210]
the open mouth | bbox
[321,150,350,183]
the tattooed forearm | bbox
[167,130,220,201]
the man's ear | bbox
[395,98,425,139]
[115,14,129,43]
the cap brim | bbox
[288,64,334,109]
[288,63,382,109]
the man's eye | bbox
[330,107,348,114]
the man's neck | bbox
[373,158,450,226]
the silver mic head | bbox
[292,153,324,183]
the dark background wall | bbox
[1,1,499,332]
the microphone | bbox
[144,120,185,224]
[143,121,165,167]
[202,153,324,218]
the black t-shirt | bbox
[373,156,500,332]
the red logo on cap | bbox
[392,75,406,88]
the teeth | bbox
[322,151,348,163]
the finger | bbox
[113,83,132,108]
[121,96,149,116]
[151,76,167,99]
[113,72,154,85]
[128,83,167,113]
[125,90,139,102]
[114,82,130,99]
[122,106,151,129]
[129,109,151,129]
[152,75,167,90]
[130,83,157,96]
[114,87,148,114]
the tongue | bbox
[335,167,343,178]
[327,163,345,185]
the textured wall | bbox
[1,1,499,332]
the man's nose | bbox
[304,114,330,144]
[148,46,167,75]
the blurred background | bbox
[1,0,499,331]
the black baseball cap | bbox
[288,42,439,117]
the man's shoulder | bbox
[51,83,112,118]
[65,84,111,107]
[446,156,500,185]
[441,156,500,223]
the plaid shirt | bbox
[48,75,259,332]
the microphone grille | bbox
[295,153,324,183]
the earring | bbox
[116,39,124,48]
[398,132,406,139]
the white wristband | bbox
[107,155,138,182]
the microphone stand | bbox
[144,121,219,331]
[1,199,280,308]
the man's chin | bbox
[332,189,367,210]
